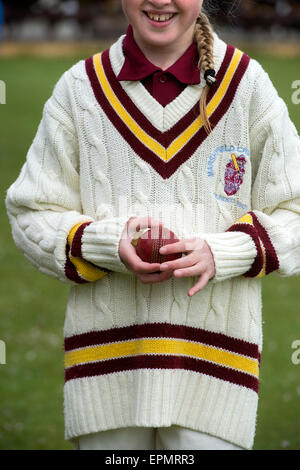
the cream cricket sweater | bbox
[5,32,300,450]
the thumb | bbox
[127,216,164,239]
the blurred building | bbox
[1,0,300,41]
[236,0,300,29]
[2,0,126,40]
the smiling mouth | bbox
[143,11,177,23]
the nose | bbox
[147,0,172,7]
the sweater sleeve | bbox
[200,61,300,282]
[5,70,132,285]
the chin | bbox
[140,30,178,47]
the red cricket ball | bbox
[135,226,182,264]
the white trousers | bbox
[73,425,243,450]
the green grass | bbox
[0,49,300,450]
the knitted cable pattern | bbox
[6,30,300,450]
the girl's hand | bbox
[119,216,174,284]
[159,237,216,297]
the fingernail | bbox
[160,248,166,253]
[160,264,169,270]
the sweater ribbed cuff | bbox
[200,232,257,282]
[81,217,132,275]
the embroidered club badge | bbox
[224,154,246,196]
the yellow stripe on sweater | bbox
[68,222,85,245]
[67,222,107,282]
[166,49,243,159]
[234,213,266,278]
[257,240,266,278]
[93,53,166,160]
[206,49,243,117]
[65,337,259,377]
[93,49,243,163]
[237,213,254,225]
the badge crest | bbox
[224,154,246,196]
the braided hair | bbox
[193,11,216,135]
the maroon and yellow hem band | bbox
[64,322,261,393]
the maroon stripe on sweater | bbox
[86,55,174,179]
[227,222,264,278]
[64,354,259,393]
[101,48,162,143]
[205,52,250,132]
[85,47,249,180]
[68,221,112,274]
[154,52,250,179]
[100,44,235,146]
[64,242,89,284]
[70,222,93,258]
[170,44,236,139]
[249,211,279,274]
[64,322,260,361]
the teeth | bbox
[147,12,174,22]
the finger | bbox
[137,270,173,284]
[173,262,205,278]
[129,216,163,235]
[159,238,198,255]
[138,263,163,274]
[160,252,198,271]
[124,216,164,248]
[124,241,162,273]
[188,273,210,297]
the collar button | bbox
[159,74,167,84]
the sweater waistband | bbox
[64,322,260,393]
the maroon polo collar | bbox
[117,24,201,85]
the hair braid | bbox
[194,11,215,134]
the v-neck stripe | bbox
[100,45,235,145]
[85,42,250,179]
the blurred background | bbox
[0,0,300,451]
[1,0,300,44]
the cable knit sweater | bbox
[5,32,300,450]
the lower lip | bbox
[143,12,177,28]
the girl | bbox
[5,0,300,451]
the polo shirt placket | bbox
[117,24,201,107]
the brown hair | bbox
[194,11,215,135]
